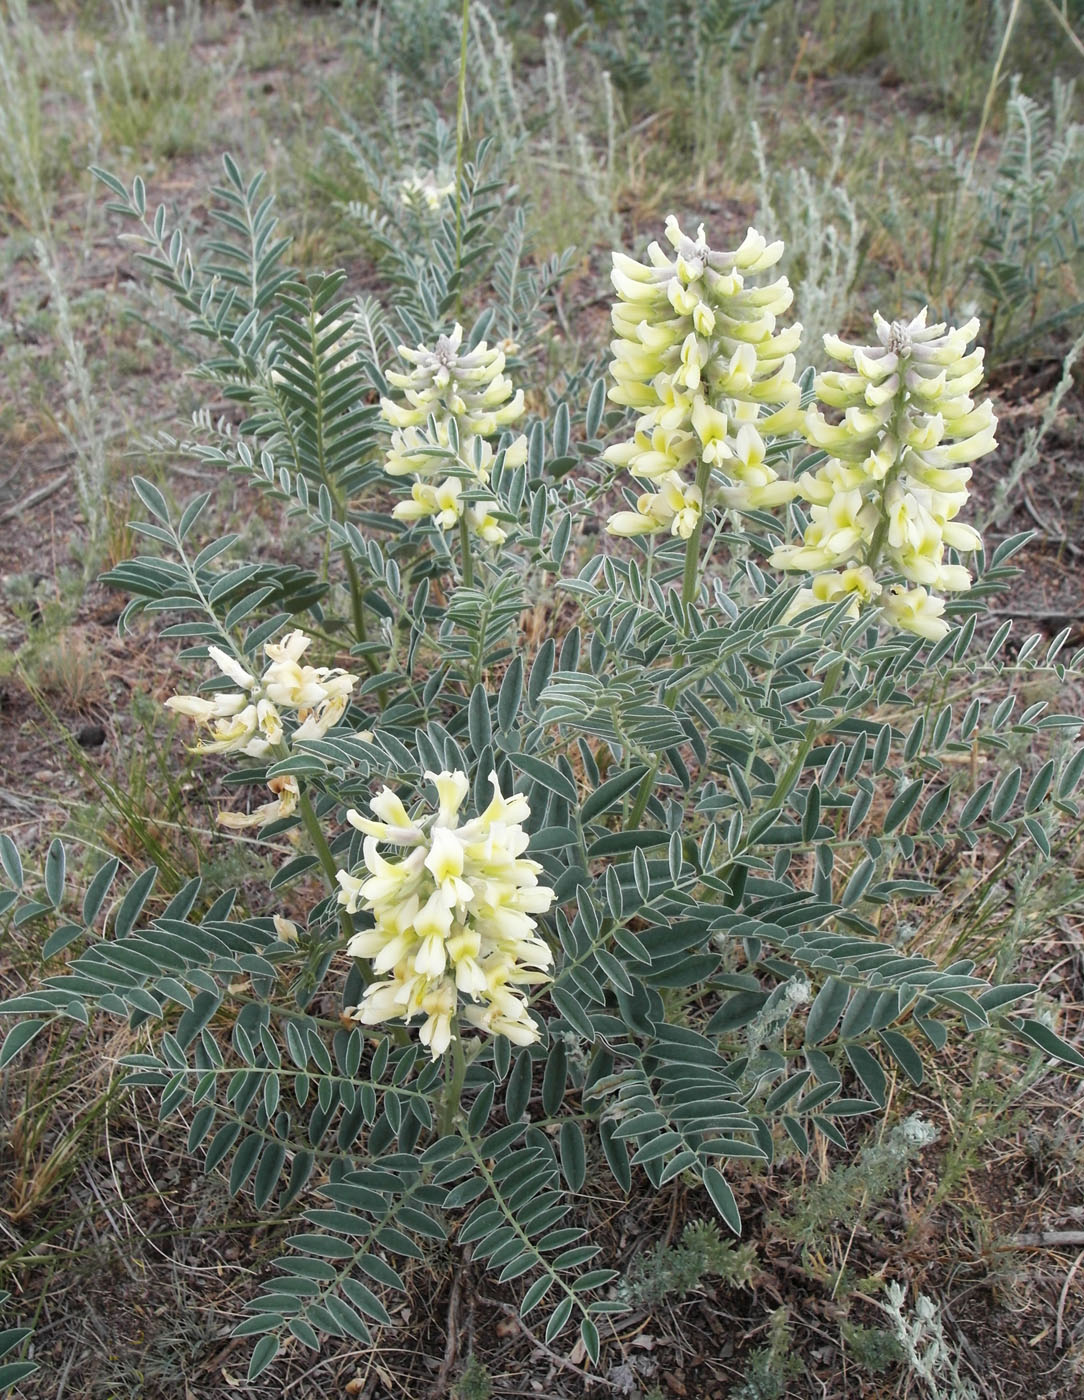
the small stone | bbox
[76,723,106,749]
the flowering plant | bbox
[2,161,1082,1385]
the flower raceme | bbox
[604,216,802,540]
[772,309,996,641]
[337,771,555,1058]
[381,323,526,544]
[165,630,358,758]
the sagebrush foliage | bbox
[2,137,1083,1389]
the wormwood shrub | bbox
[1,154,1083,1388]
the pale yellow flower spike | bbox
[773,309,996,643]
[604,216,803,541]
[339,770,556,1058]
[381,324,526,542]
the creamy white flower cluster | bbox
[382,323,528,546]
[337,770,555,1058]
[604,216,802,539]
[166,631,358,758]
[771,309,996,641]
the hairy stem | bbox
[680,458,715,609]
[441,1033,468,1135]
[298,787,353,939]
[458,511,475,588]
[454,0,470,307]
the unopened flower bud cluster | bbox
[337,771,555,1057]
[772,309,995,641]
[382,323,527,545]
[604,216,802,540]
[166,630,358,826]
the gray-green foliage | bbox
[926,77,1084,360]
[616,1219,757,1306]
[2,134,1084,1386]
[973,78,1084,357]
[882,1282,979,1400]
[731,1306,801,1400]
[769,1115,937,1250]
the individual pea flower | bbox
[881,584,948,641]
[272,914,301,944]
[468,501,508,545]
[391,478,509,545]
[217,775,300,829]
[770,309,996,643]
[165,631,358,755]
[603,216,803,537]
[393,477,466,531]
[606,472,702,540]
[780,565,882,626]
[337,770,555,1057]
[400,168,456,212]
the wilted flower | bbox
[771,309,996,641]
[338,770,555,1057]
[166,631,358,756]
[217,775,300,829]
[604,216,802,538]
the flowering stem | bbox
[769,657,847,807]
[458,512,475,588]
[454,0,470,308]
[440,1034,468,1136]
[297,787,353,939]
[680,458,714,609]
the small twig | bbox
[1043,0,1084,60]
[1055,1248,1084,1352]
[0,471,69,523]
[1020,483,1082,557]
[478,1296,603,1386]
[1008,1230,1084,1248]
[430,1262,463,1398]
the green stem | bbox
[766,656,847,810]
[441,1033,468,1135]
[343,551,372,659]
[681,457,715,609]
[297,787,353,939]
[343,548,388,711]
[454,0,470,308]
[458,511,475,588]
